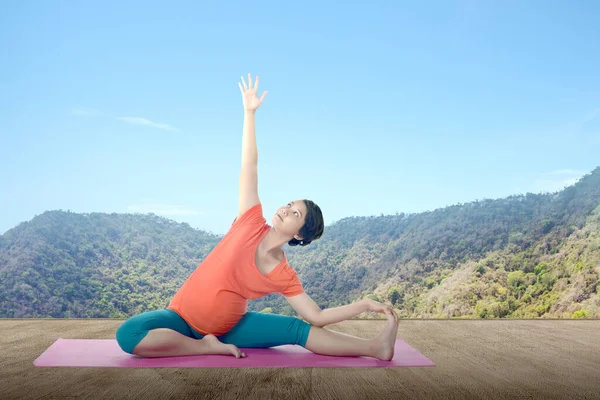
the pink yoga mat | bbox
[33,338,435,368]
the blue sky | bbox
[1,1,599,236]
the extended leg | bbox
[218,311,399,360]
[303,312,399,360]
[303,325,375,357]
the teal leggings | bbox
[115,309,313,355]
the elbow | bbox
[310,311,324,327]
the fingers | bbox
[259,90,268,104]
[386,311,398,322]
[239,74,266,108]
[384,307,398,322]
[240,73,259,91]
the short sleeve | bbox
[281,269,305,297]
[231,203,265,228]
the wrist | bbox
[360,299,371,311]
[244,109,256,115]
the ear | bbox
[294,234,303,240]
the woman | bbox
[116,74,400,361]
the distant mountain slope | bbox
[0,211,221,317]
[1,167,599,319]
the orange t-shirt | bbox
[166,203,305,336]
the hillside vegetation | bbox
[1,168,599,320]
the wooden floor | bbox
[1,318,599,400]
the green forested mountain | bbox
[1,167,599,320]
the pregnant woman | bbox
[116,74,400,361]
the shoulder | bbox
[231,203,265,227]
[281,257,299,276]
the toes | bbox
[229,345,240,357]
[233,347,246,358]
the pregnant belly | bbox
[186,290,248,336]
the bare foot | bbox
[201,334,246,359]
[370,313,399,361]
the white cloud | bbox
[118,117,179,131]
[533,169,587,193]
[127,204,203,216]
[71,107,99,116]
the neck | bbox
[261,227,292,255]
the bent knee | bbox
[116,319,146,355]
[289,317,312,347]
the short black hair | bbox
[288,199,324,247]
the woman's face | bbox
[272,200,307,238]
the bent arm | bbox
[238,110,260,217]
[313,300,369,327]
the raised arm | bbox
[238,74,268,219]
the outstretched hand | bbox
[238,73,267,112]
[365,299,398,322]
